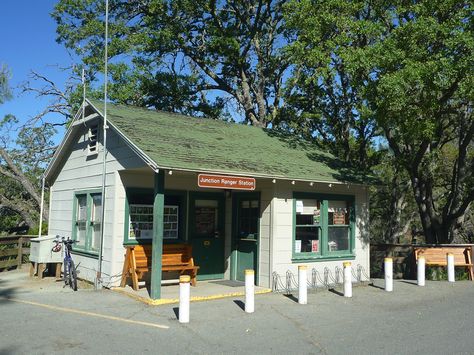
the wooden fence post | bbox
[17,237,23,269]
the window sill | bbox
[123,239,184,246]
[292,254,355,263]
[71,249,99,259]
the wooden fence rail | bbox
[370,243,474,279]
[0,235,36,271]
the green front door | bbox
[232,192,260,283]
[189,192,225,280]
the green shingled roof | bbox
[88,99,366,184]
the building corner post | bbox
[151,170,165,300]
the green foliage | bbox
[286,0,474,243]
[53,0,290,125]
[283,0,388,170]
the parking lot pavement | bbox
[1,270,474,354]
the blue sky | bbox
[1,0,75,141]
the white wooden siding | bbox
[48,121,147,286]
[269,182,370,288]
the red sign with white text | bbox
[198,174,256,190]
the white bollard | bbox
[179,275,191,323]
[417,256,425,286]
[384,257,393,292]
[343,262,352,298]
[245,269,255,313]
[447,253,455,282]
[298,265,308,305]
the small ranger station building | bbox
[45,99,370,299]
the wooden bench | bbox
[414,246,474,280]
[120,243,199,290]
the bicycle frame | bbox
[53,236,78,291]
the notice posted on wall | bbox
[295,240,302,253]
[296,200,304,214]
[311,239,319,252]
[333,211,346,225]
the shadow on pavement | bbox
[400,280,418,286]
[233,299,245,311]
[328,288,344,297]
[0,345,18,355]
[283,294,299,303]
[0,278,18,303]
[172,307,181,320]
[368,283,385,290]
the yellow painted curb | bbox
[111,287,272,306]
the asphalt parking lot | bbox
[1,270,473,355]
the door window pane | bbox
[239,199,259,238]
[195,200,218,237]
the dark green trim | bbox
[292,192,356,261]
[150,171,165,300]
[188,191,226,280]
[231,191,261,284]
[71,189,101,254]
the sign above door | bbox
[198,174,256,190]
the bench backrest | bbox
[414,247,472,265]
[128,243,194,269]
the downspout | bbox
[38,175,45,238]
[269,181,275,289]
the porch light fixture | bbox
[272,179,276,184]
[328,183,333,188]
[291,181,295,185]
[168,170,173,175]
[309,182,314,187]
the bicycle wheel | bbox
[68,259,78,291]
[63,259,68,285]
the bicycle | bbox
[52,236,78,291]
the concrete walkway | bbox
[115,279,272,305]
[1,269,474,354]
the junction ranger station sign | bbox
[198,174,256,190]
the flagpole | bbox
[97,0,108,290]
